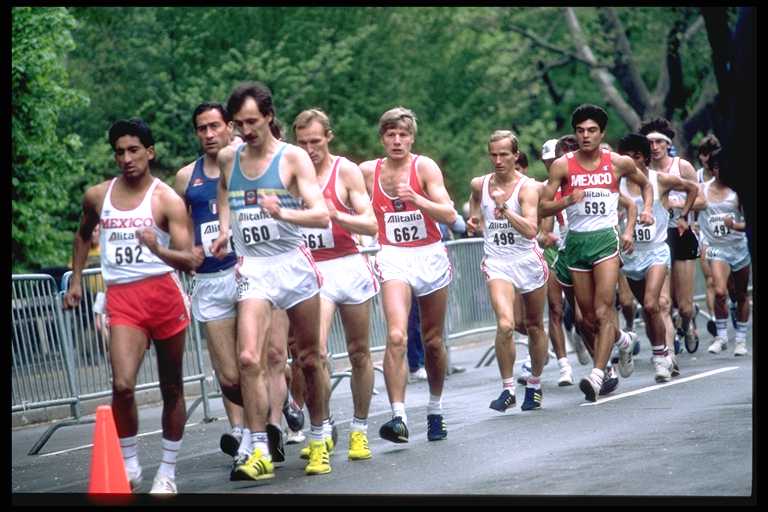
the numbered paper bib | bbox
[487,222,516,247]
[579,198,609,216]
[106,235,159,266]
[300,225,335,251]
[200,220,232,257]
[633,218,657,243]
[240,209,280,245]
[384,211,427,244]
[708,214,731,238]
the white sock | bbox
[119,436,139,472]
[426,394,443,415]
[350,417,368,433]
[231,425,243,437]
[237,428,252,457]
[526,375,541,390]
[310,423,324,443]
[392,402,407,424]
[157,438,181,479]
[322,418,333,440]
[615,330,631,349]
[715,319,728,339]
[590,367,605,386]
[557,357,571,369]
[502,377,516,392]
[735,321,749,342]
[251,431,270,460]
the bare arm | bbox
[136,186,204,272]
[330,159,377,236]
[614,153,653,225]
[63,185,104,309]
[495,180,539,240]
[401,157,457,225]
[618,192,636,254]
[467,176,484,235]
[173,164,197,248]
[262,146,329,228]
[538,157,585,217]
[211,146,234,258]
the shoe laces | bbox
[309,441,329,465]
[350,431,368,451]
[152,475,176,493]
[427,415,446,433]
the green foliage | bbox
[12,7,89,272]
[13,7,725,268]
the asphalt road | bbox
[11,318,754,504]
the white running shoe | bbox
[408,367,428,383]
[285,428,306,445]
[617,331,636,378]
[733,340,748,356]
[126,464,143,491]
[557,363,574,386]
[653,355,673,383]
[149,473,177,495]
[708,336,727,354]
[579,372,602,402]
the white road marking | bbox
[39,422,200,457]
[580,366,740,406]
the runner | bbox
[64,118,204,494]
[360,107,456,443]
[211,82,331,479]
[292,108,379,461]
[699,149,752,356]
[616,133,702,382]
[468,130,549,412]
[541,104,654,402]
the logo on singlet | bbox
[570,172,613,188]
[386,212,423,223]
[192,178,204,187]
[209,199,217,215]
[245,189,258,206]
[392,198,406,211]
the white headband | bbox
[646,131,672,145]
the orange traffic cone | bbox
[88,405,131,494]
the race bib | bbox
[486,221,516,247]
[633,217,657,243]
[384,211,427,244]
[239,208,280,245]
[301,225,335,251]
[106,235,157,266]
[200,220,232,257]
[579,198,609,216]
[708,214,731,238]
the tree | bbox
[12,7,89,272]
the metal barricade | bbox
[12,275,79,415]
[22,269,213,455]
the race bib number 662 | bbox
[384,211,427,244]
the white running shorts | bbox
[373,241,452,297]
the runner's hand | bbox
[258,193,282,219]
[63,282,82,309]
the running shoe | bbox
[149,474,177,495]
[126,465,143,491]
[408,367,428,383]
[282,399,305,432]
[489,389,516,412]
[379,416,409,443]
[266,423,285,463]
[653,355,673,383]
[521,387,542,411]
[617,331,636,378]
[427,414,447,441]
[229,453,248,481]
[579,373,601,402]
[348,431,372,461]
[220,431,241,458]
[232,448,274,481]
[708,336,728,354]
[684,326,699,353]
[558,363,574,386]
[670,355,681,377]
[285,428,306,445]
[300,436,334,460]
[305,440,332,475]
[517,361,532,385]
[733,340,748,356]
[599,366,619,396]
